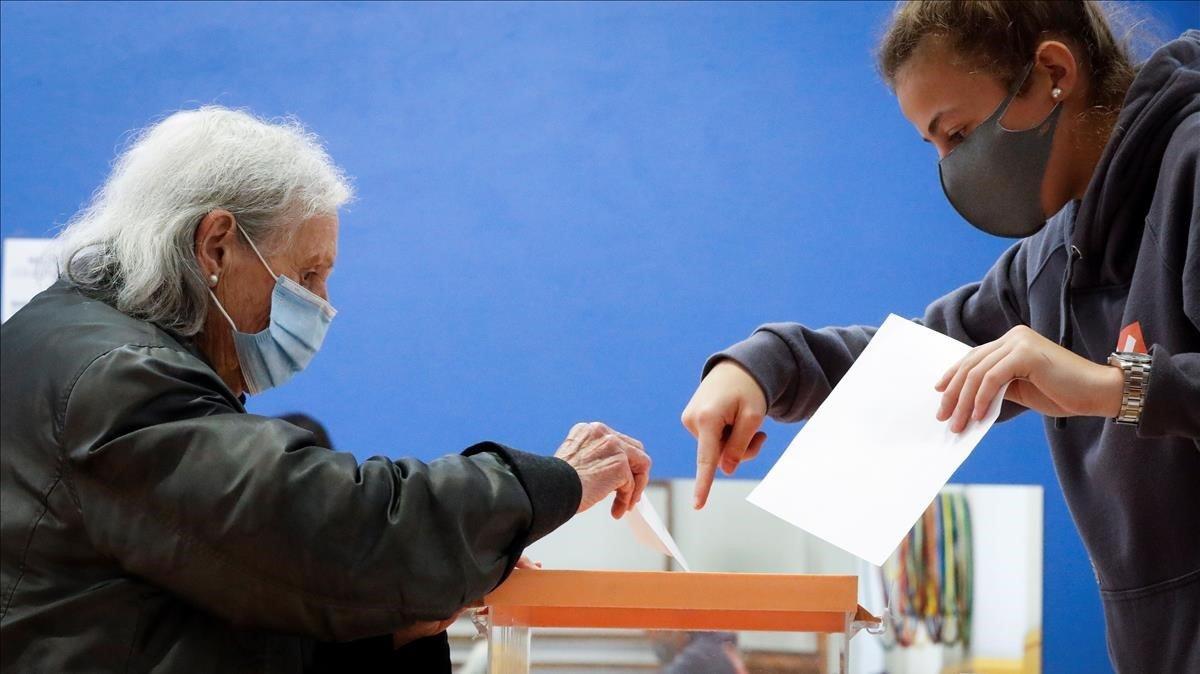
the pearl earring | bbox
[1051,86,1063,101]
[208,274,219,287]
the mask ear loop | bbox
[206,222,283,332]
[236,222,280,279]
[206,221,274,334]
[992,61,1037,131]
[207,285,240,333]
[995,61,1063,134]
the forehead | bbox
[894,39,1007,134]
[284,214,339,265]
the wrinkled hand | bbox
[555,422,651,519]
[681,360,768,509]
[935,325,1124,432]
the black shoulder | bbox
[1,281,233,429]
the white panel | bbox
[964,484,1044,661]
[522,483,671,571]
[2,238,57,323]
[667,478,811,573]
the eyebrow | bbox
[301,254,335,271]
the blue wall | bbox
[2,1,1195,670]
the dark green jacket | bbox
[0,281,581,672]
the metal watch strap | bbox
[1108,351,1152,426]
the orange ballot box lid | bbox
[483,569,880,634]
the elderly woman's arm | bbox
[60,343,580,642]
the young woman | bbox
[681,2,1198,671]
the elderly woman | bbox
[0,107,651,672]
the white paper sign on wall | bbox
[2,238,58,323]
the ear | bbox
[1034,40,1080,102]
[194,210,238,285]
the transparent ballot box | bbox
[480,569,882,674]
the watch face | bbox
[1115,351,1153,365]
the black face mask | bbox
[938,62,1063,238]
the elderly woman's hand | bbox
[554,422,651,519]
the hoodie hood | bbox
[1071,30,1200,289]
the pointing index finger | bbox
[694,420,722,509]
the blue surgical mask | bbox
[208,225,336,395]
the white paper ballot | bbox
[627,499,691,571]
[747,314,1008,566]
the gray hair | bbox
[57,106,354,336]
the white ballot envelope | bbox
[627,499,691,571]
[747,314,1008,566]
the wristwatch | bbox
[1107,351,1153,426]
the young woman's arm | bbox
[701,240,1032,423]
[683,240,1033,506]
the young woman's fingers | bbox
[937,341,1004,420]
[719,408,764,475]
[742,431,767,463]
[938,362,972,420]
[935,361,958,392]
[935,342,996,391]
[721,428,769,475]
[949,344,1012,432]
[693,412,726,509]
[972,350,1028,420]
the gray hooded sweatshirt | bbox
[707,31,1199,672]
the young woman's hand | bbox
[681,360,769,509]
[935,325,1125,432]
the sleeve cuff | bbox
[462,442,581,545]
[703,329,795,412]
[1138,345,1200,440]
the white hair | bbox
[57,106,353,336]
